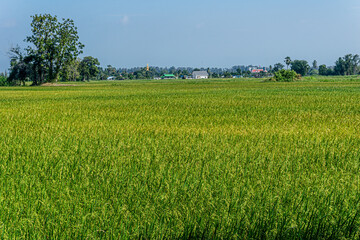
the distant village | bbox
[104,65,270,81]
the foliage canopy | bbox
[12,14,84,85]
[79,56,100,81]
[269,69,301,82]
[290,60,310,76]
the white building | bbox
[192,71,209,79]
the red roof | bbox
[251,69,268,73]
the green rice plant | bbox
[0,78,359,238]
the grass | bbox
[0,78,360,239]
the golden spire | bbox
[146,64,149,71]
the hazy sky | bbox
[1,0,360,71]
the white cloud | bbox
[106,14,131,26]
[119,15,129,25]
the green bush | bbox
[0,75,8,86]
[269,69,301,82]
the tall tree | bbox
[273,63,285,72]
[105,65,117,78]
[343,54,353,75]
[334,57,346,75]
[79,56,100,81]
[312,60,318,70]
[26,14,84,84]
[334,54,360,75]
[291,60,310,76]
[319,65,328,75]
[7,45,30,86]
[284,56,292,69]
[62,58,81,81]
[350,54,359,75]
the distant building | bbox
[251,69,268,74]
[161,74,176,79]
[192,71,209,79]
[107,76,116,80]
[247,65,259,72]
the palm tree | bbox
[285,56,292,69]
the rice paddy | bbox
[0,78,360,239]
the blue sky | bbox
[1,0,360,71]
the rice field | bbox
[0,78,360,239]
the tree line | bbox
[2,14,102,86]
[5,14,86,86]
[1,14,360,86]
[271,55,360,77]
